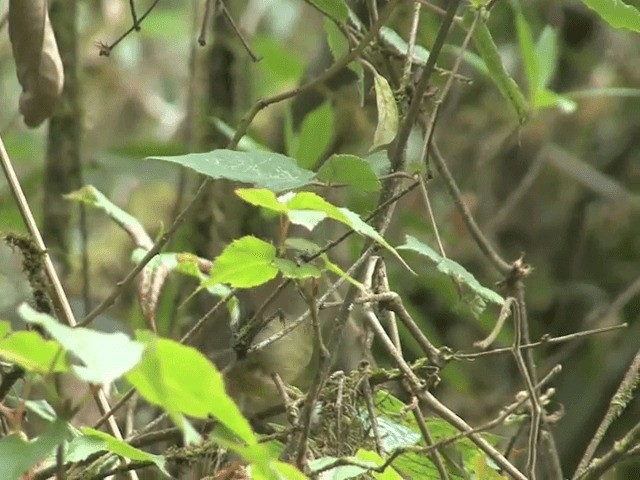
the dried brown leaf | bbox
[9,0,64,127]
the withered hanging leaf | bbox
[9,0,64,127]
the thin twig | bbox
[97,0,161,56]
[461,323,628,359]
[431,142,511,273]
[335,372,345,456]
[474,297,515,350]
[400,1,422,91]
[421,389,526,480]
[198,0,217,46]
[373,259,402,353]
[129,0,140,30]
[359,363,383,454]
[248,246,375,354]
[296,287,330,470]
[383,293,442,365]
[512,297,540,479]
[220,2,260,61]
[388,0,460,174]
[78,177,214,327]
[574,350,640,479]
[579,421,640,480]
[229,0,402,149]
[0,136,131,473]
[411,402,450,480]
[241,180,420,349]
[486,150,544,230]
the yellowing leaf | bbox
[371,72,398,150]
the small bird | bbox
[216,299,316,417]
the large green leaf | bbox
[371,72,399,150]
[252,35,306,84]
[272,258,322,279]
[397,236,504,306]
[293,102,334,169]
[0,331,68,374]
[464,10,528,123]
[126,333,256,446]
[0,420,68,480]
[581,0,640,32]
[237,188,414,272]
[78,428,168,475]
[317,154,381,193]
[148,150,315,192]
[514,7,537,98]
[323,18,364,101]
[65,185,150,243]
[18,304,144,385]
[207,236,279,288]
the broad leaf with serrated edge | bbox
[398,236,504,305]
[18,304,144,385]
[207,236,278,288]
[371,72,398,150]
[149,150,315,192]
[317,154,380,192]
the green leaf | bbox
[24,400,59,423]
[0,321,11,337]
[237,188,347,230]
[357,450,404,480]
[288,192,349,223]
[0,331,68,374]
[79,428,168,475]
[371,72,399,150]
[397,236,504,305]
[391,451,443,480]
[270,461,308,479]
[126,334,256,446]
[18,304,144,385]
[534,89,577,113]
[379,26,430,66]
[307,0,349,21]
[317,154,381,192]
[148,150,315,192]
[325,18,348,58]
[284,237,322,255]
[366,150,391,176]
[272,258,322,279]
[0,419,68,480]
[237,189,412,271]
[338,208,415,273]
[253,36,306,84]
[65,185,150,242]
[369,415,422,451]
[321,254,366,291]
[535,25,558,90]
[129,250,238,320]
[371,391,496,478]
[235,188,289,213]
[288,210,328,230]
[514,8,537,98]
[323,18,364,100]
[293,102,334,169]
[309,457,368,479]
[581,0,640,32]
[207,236,278,288]
[465,10,528,123]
